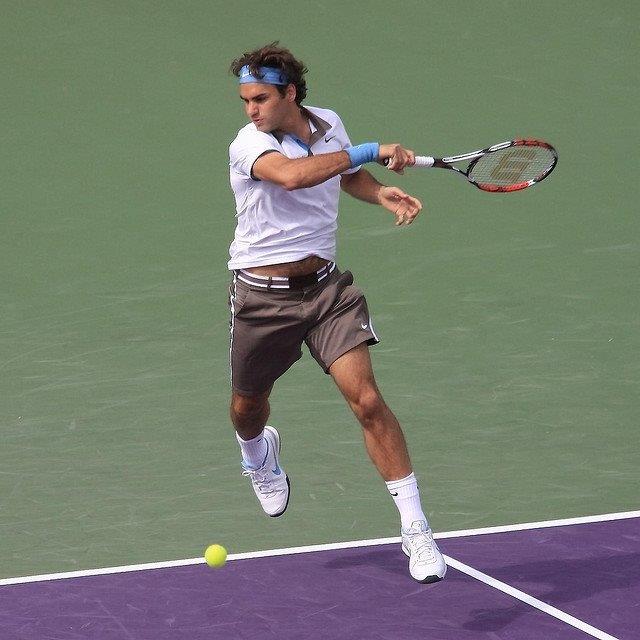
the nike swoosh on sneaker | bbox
[390,491,399,496]
[261,438,283,475]
[269,441,282,475]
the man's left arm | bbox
[340,169,423,226]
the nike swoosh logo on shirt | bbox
[324,135,336,143]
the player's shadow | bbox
[323,548,407,578]
[324,545,639,633]
[461,551,640,633]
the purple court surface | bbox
[1,515,638,639]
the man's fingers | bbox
[395,207,417,225]
[386,153,412,173]
[381,186,423,226]
[398,194,423,210]
[381,144,416,172]
[387,156,405,173]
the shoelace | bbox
[406,530,437,563]
[242,467,279,496]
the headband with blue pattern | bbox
[238,65,289,85]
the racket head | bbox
[467,139,558,192]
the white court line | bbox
[1,509,638,587]
[435,509,640,540]
[444,555,620,640]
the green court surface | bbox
[1,1,638,580]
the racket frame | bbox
[414,139,558,193]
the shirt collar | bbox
[270,107,331,146]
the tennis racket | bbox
[388,138,558,193]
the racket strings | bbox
[469,146,556,187]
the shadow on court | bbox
[461,551,640,634]
[444,518,640,637]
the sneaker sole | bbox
[269,475,290,518]
[401,543,446,583]
[264,425,290,518]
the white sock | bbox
[236,431,267,469]
[386,472,428,531]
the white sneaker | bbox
[401,520,447,583]
[241,425,290,517]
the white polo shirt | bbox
[227,106,360,270]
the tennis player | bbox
[227,42,446,583]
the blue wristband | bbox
[346,142,380,168]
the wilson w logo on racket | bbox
[402,139,558,193]
[488,148,538,183]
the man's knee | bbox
[230,390,269,420]
[350,386,386,426]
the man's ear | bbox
[285,84,297,103]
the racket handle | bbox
[383,155,435,168]
[413,156,435,168]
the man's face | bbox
[239,83,290,132]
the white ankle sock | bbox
[236,431,267,469]
[386,472,428,530]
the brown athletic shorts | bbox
[228,263,380,395]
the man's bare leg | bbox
[329,343,411,481]
[230,386,289,517]
[330,342,446,582]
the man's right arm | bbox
[252,150,352,191]
[252,143,415,191]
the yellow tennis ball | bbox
[204,544,227,568]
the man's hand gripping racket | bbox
[384,139,558,193]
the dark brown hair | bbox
[229,42,308,105]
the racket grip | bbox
[413,156,435,168]
[383,155,435,168]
